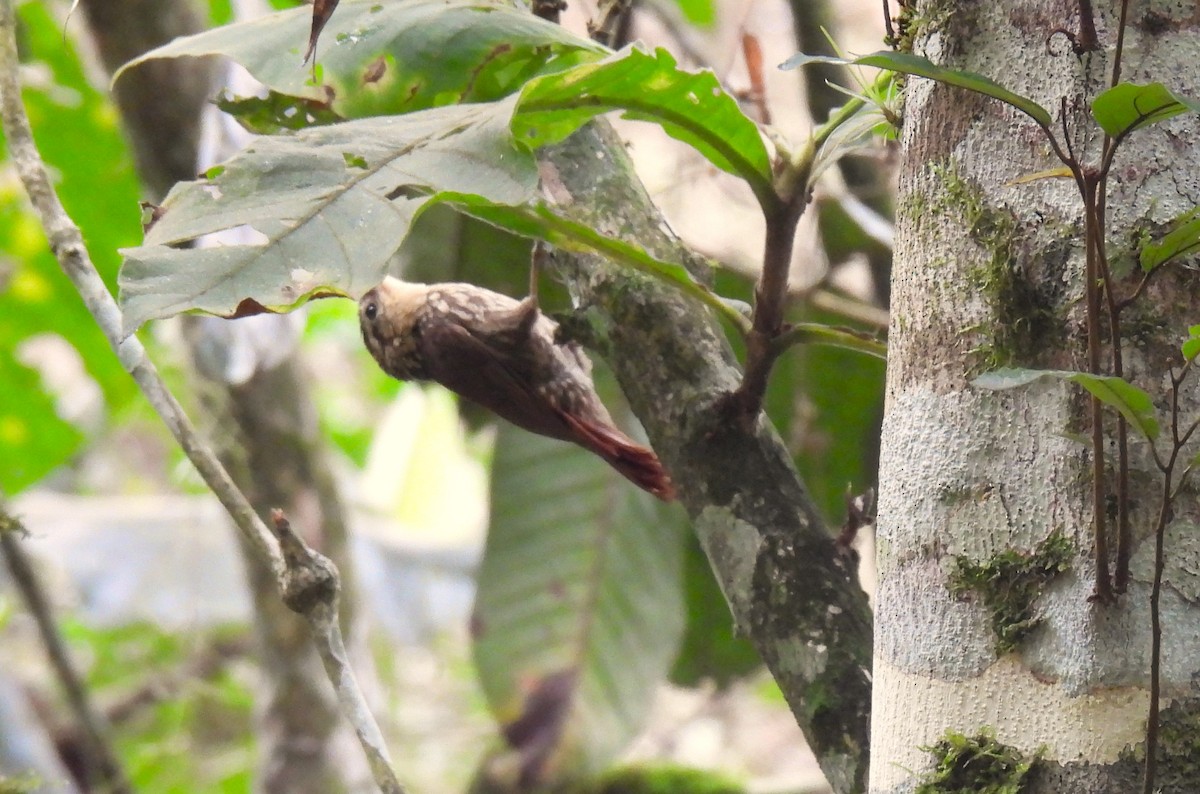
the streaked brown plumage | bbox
[359,276,674,500]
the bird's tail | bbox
[561,413,676,501]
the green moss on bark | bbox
[948,531,1073,654]
[916,729,1039,793]
[929,162,1062,372]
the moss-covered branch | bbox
[541,122,874,794]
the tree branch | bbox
[542,122,873,794]
[0,508,131,794]
[0,4,402,791]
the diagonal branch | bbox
[541,121,873,794]
[0,4,402,791]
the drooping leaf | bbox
[118,98,538,332]
[473,415,686,779]
[1140,206,1200,273]
[974,368,1160,440]
[117,0,608,119]
[781,50,1053,128]
[305,0,339,63]
[1182,325,1200,363]
[1091,82,1200,139]
[514,45,776,211]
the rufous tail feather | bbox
[560,413,675,501]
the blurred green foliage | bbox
[61,621,255,793]
[0,2,142,494]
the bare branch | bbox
[0,4,403,790]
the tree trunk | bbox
[874,2,1200,792]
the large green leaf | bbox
[473,418,686,779]
[117,0,608,119]
[781,50,1053,128]
[1140,206,1200,273]
[118,98,538,332]
[514,45,776,211]
[1091,82,1200,139]
[974,368,1160,441]
[0,3,141,493]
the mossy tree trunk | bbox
[873,2,1200,792]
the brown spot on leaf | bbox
[363,55,387,85]
[460,44,512,101]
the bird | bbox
[358,276,675,500]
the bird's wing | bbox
[417,319,574,442]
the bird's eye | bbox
[364,301,378,321]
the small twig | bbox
[1082,174,1114,604]
[1110,0,1132,87]
[588,0,634,48]
[740,32,771,125]
[730,95,869,418]
[836,487,876,552]
[1143,363,1193,794]
[1076,0,1100,53]
[531,0,567,23]
[808,288,890,330]
[1116,268,1156,311]
[0,5,403,791]
[772,322,886,360]
[268,511,405,794]
[0,509,132,794]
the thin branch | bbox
[1076,0,1099,53]
[808,288,890,330]
[1088,179,1132,592]
[1082,175,1113,603]
[732,95,868,417]
[0,509,132,794]
[0,5,404,791]
[1143,363,1191,794]
[772,322,887,360]
[1110,0,1132,87]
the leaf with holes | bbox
[974,368,1160,441]
[118,98,537,333]
[1140,206,1200,273]
[781,50,1053,128]
[472,415,686,780]
[115,0,608,120]
[1091,82,1200,139]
